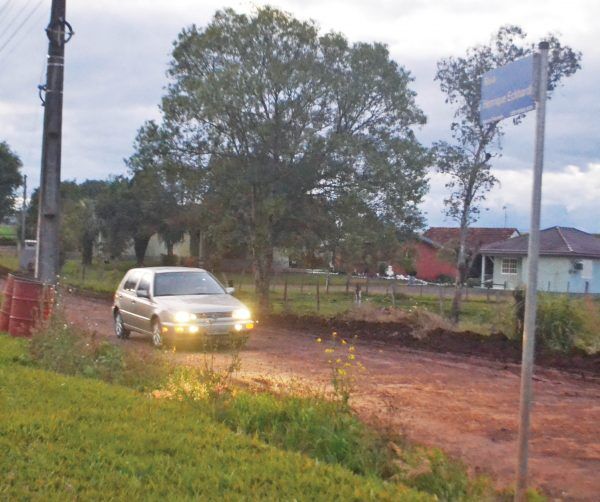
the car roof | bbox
[127,267,208,274]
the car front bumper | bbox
[161,320,254,336]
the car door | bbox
[130,272,154,334]
[117,270,142,329]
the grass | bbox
[1,334,431,501]
[0,225,16,239]
[4,315,519,501]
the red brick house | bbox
[397,227,520,282]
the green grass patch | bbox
[0,225,16,238]
[9,317,511,501]
[1,334,430,501]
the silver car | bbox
[112,267,253,347]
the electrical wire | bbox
[0,0,34,38]
[0,0,44,57]
[0,0,15,20]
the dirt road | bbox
[57,292,600,500]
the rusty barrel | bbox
[0,274,16,331]
[8,277,55,337]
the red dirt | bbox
[21,288,600,500]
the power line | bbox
[0,0,44,56]
[0,3,46,65]
[0,0,35,42]
[0,0,15,19]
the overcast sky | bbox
[1,0,599,232]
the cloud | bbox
[424,163,600,232]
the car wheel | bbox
[152,319,163,348]
[114,311,129,339]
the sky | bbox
[0,0,599,233]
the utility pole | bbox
[35,0,73,284]
[20,174,27,246]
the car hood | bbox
[153,294,246,313]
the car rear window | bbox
[154,272,225,296]
[123,271,142,291]
[137,274,152,292]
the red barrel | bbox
[0,274,16,331]
[8,278,55,337]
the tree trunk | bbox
[166,241,174,257]
[451,218,470,323]
[189,229,200,258]
[134,235,151,266]
[81,238,94,266]
[253,244,273,314]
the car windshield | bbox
[154,272,225,296]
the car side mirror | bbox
[225,287,235,295]
[137,289,150,299]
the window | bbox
[154,272,225,297]
[501,258,518,275]
[123,271,142,291]
[137,274,152,293]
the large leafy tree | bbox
[159,7,429,311]
[434,26,581,322]
[0,141,23,222]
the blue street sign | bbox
[480,55,536,124]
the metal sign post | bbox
[515,41,549,502]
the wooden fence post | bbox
[283,276,288,306]
[326,273,330,295]
[355,283,362,305]
[438,285,443,316]
[316,280,320,312]
[345,275,350,294]
[391,283,396,307]
[365,276,369,296]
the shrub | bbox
[536,295,583,352]
[28,311,169,387]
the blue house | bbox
[479,227,600,294]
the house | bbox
[398,227,520,282]
[480,226,600,293]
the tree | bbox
[27,180,107,266]
[0,141,23,222]
[125,121,203,262]
[159,7,429,311]
[434,26,581,322]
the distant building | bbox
[480,226,600,293]
[398,227,520,282]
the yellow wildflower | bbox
[341,339,347,345]
[348,354,355,360]
[316,338,322,343]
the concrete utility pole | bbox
[35,0,72,283]
[515,41,549,502]
[20,174,27,246]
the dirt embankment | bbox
[263,313,600,377]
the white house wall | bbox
[491,255,600,293]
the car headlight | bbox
[174,312,197,323]
[232,308,251,320]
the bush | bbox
[28,312,169,388]
[536,295,583,352]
